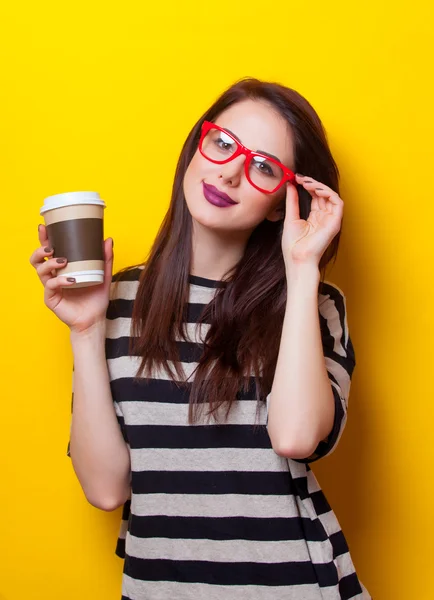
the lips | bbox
[202,182,237,208]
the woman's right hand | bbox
[30,224,114,335]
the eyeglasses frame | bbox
[199,120,296,194]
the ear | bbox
[265,199,285,223]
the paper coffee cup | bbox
[40,191,106,288]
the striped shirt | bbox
[69,266,370,599]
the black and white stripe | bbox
[70,266,369,599]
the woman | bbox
[30,78,370,599]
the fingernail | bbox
[38,224,42,232]
[44,247,53,253]
[56,258,66,263]
[67,277,76,283]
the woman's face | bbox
[183,99,295,233]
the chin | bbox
[190,206,232,232]
[184,190,227,230]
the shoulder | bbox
[319,280,346,304]
[318,280,354,362]
[112,264,145,284]
[109,264,145,302]
[318,280,349,338]
[106,264,145,324]
[318,280,347,315]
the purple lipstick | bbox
[202,182,237,208]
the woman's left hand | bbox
[281,174,344,272]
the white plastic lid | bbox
[40,191,106,215]
[61,271,105,288]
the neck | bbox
[190,219,251,281]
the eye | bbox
[251,156,276,177]
[215,130,236,151]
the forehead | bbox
[213,99,295,168]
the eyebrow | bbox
[224,127,282,164]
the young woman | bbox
[30,78,370,599]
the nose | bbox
[218,154,245,186]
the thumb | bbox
[285,182,301,222]
[103,237,114,292]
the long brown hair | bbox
[127,78,341,422]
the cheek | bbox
[185,151,212,181]
[183,154,198,197]
[186,152,200,176]
[249,187,284,212]
[239,190,278,224]
[183,153,211,210]
[239,190,285,227]
[184,153,212,198]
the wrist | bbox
[70,320,106,346]
[285,262,320,286]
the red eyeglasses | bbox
[199,120,295,194]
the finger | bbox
[318,194,327,212]
[295,173,321,187]
[45,275,76,306]
[306,189,327,213]
[310,195,321,212]
[30,244,54,269]
[295,174,337,197]
[37,256,68,286]
[311,186,344,207]
[285,182,300,222]
[296,175,328,210]
[296,176,343,212]
[45,274,76,291]
[101,237,114,292]
[38,223,50,247]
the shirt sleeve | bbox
[66,275,128,457]
[295,281,356,463]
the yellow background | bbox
[1,1,433,598]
